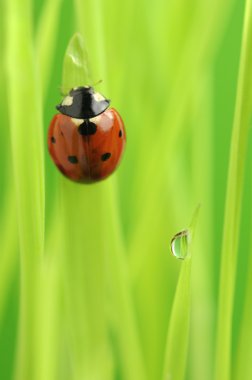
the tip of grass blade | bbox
[189,203,201,243]
[62,32,92,93]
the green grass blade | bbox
[6,0,45,253]
[5,0,44,378]
[35,215,62,380]
[35,2,64,375]
[163,260,191,380]
[214,1,252,379]
[0,193,17,324]
[190,73,215,380]
[234,245,252,379]
[234,149,252,380]
[60,182,115,380]
[162,209,199,380]
[0,23,18,327]
[36,0,63,98]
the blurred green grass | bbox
[1,0,252,379]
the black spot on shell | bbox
[51,136,56,143]
[68,156,78,164]
[119,130,122,138]
[101,152,111,161]
[78,121,97,136]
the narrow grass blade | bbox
[36,0,63,98]
[163,260,191,380]
[234,149,252,380]
[214,1,252,379]
[162,207,199,380]
[35,213,62,380]
[234,246,252,379]
[35,4,64,376]
[6,0,45,256]
[0,21,18,326]
[190,73,215,380]
[5,0,45,378]
[0,193,17,324]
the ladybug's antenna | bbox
[92,79,103,87]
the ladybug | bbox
[48,86,126,183]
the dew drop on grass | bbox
[170,229,190,260]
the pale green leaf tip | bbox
[62,32,92,93]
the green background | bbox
[0,0,252,379]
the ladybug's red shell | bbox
[48,108,126,183]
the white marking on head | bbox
[89,115,101,124]
[62,95,73,106]
[71,118,84,127]
[93,92,105,102]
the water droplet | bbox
[170,230,190,260]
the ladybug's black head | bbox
[56,86,110,119]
